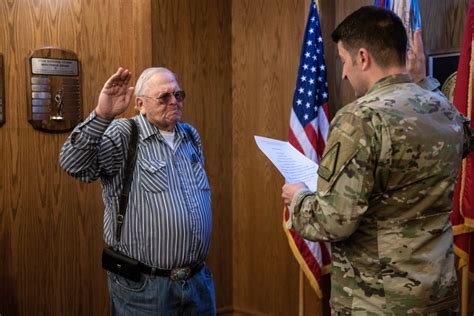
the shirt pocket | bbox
[192,160,210,191]
[138,159,168,192]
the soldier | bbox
[281,6,464,314]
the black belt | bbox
[139,262,204,281]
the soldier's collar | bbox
[366,73,411,96]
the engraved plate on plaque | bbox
[31,85,50,92]
[0,54,4,126]
[31,58,78,76]
[27,48,82,132]
[32,92,52,99]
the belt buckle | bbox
[170,267,191,281]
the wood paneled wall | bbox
[0,0,151,314]
[0,0,471,315]
[419,0,469,53]
[231,1,325,315]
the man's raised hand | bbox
[407,29,426,83]
[96,67,135,120]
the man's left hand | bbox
[282,182,308,205]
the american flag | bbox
[283,0,331,298]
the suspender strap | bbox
[183,124,201,160]
[116,119,139,242]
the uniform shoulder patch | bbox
[318,142,340,182]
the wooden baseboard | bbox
[217,306,271,316]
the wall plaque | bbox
[27,48,82,132]
[0,54,4,126]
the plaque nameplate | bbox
[27,48,83,132]
[31,77,51,84]
[32,106,50,113]
[32,99,51,106]
[32,92,51,99]
[31,85,51,92]
[31,58,78,76]
[0,54,4,126]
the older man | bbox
[60,67,215,315]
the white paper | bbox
[254,135,318,191]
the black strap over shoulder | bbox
[116,119,139,242]
[182,124,202,160]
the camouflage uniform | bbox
[289,74,463,314]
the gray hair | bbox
[134,67,176,96]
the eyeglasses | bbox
[139,90,186,104]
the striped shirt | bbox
[60,111,212,269]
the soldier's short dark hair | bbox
[331,6,407,68]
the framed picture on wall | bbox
[427,51,460,101]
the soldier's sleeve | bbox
[289,111,376,242]
[416,76,440,92]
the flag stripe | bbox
[288,128,306,156]
[304,123,321,161]
[290,110,319,161]
[292,230,321,275]
[320,102,330,138]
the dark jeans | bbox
[107,265,216,316]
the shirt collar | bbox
[134,114,187,142]
[365,73,412,96]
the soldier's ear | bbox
[358,48,371,71]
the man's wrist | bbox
[95,107,115,121]
[285,188,313,229]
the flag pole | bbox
[461,265,468,316]
[299,268,304,316]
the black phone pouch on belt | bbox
[102,247,141,282]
